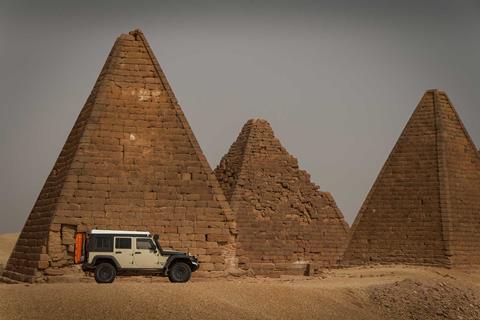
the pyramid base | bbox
[340,260,453,269]
[2,265,244,283]
[238,261,332,277]
[2,264,89,283]
[1,270,38,283]
[0,275,21,284]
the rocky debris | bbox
[43,269,65,276]
[370,278,480,320]
[46,275,94,284]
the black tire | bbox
[168,262,192,283]
[94,262,116,283]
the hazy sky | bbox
[1,0,479,233]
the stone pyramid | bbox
[215,119,349,275]
[344,89,480,266]
[3,30,236,283]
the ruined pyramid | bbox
[344,90,480,266]
[215,119,349,274]
[3,30,236,282]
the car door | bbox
[133,238,160,268]
[114,237,134,267]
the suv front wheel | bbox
[94,262,117,283]
[168,262,192,283]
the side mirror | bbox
[153,234,159,241]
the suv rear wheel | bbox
[168,262,192,283]
[94,262,117,283]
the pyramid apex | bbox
[247,118,272,127]
[129,29,144,36]
[248,118,268,123]
[425,88,446,95]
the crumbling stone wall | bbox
[343,90,480,266]
[3,30,236,283]
[215,119,349,275]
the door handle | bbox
[115,251,122,254]
[135,251,141,254]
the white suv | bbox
[80,230,199,283]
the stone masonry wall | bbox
[437,92,480,265]
[343,90,480,266]
[215,119,349,275]
[3,30,236,283]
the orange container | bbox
[74,233,85,264]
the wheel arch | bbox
[165,256,195,272]
[92,256,121,269]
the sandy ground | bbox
[0,233,18,267]
[2,234,480,319]
[1,266,480,320]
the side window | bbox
[90,236,113,252]
[115,238,132,249]
[136,238,155,250]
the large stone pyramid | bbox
[344,90,480,266]
[215,119,349,275]
[3,30,236,282]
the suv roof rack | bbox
[90,229,151,236]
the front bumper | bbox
[190,259,200,271]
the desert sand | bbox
[0,233,18,267]
[1,266,480,319]
[1,233,480,320]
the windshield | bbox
[136,238,156,250]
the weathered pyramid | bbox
[3,30,236,282]
[215,119,349,275]
[344,89,480,266]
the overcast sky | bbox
[0,0,479,233]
